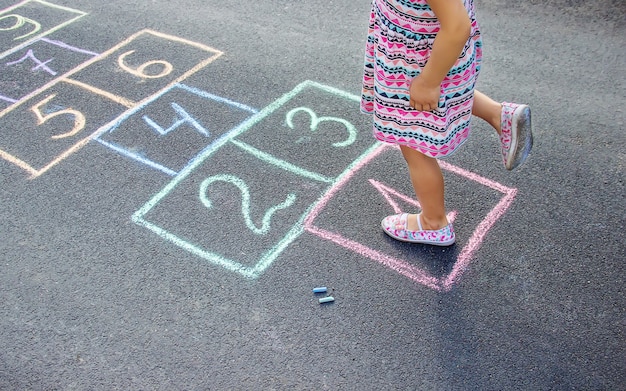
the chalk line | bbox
[0,30,223,178]
[132,80,371,279]
[94,138,178,177]
[0,0,87,61]
[39,37,99,57]
[230,139,334,184]
[304,143,518,291]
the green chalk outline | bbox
[132,80,376,279]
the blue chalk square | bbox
[96,84,257,176]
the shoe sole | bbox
[380,220,456,246]
[505,105,534,170]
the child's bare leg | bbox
[399,145,448,231]
[472,90,502,135]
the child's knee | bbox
[400,145,432,164]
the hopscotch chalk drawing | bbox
[131,80,518,290]
[94,83,257,177]
[0,0,86,60]
[0,26,222,177]
[0,0,517,290]
[304,143,517,292]
[132,81,380,280]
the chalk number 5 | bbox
[30,94,86,139]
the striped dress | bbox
[361,0,483,157]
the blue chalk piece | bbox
[318,296,335,304]
[313,287,327,293]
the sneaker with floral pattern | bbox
[381,213,455,246]
[500,102,533,170]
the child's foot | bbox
[381,213,455,246]
[500,102,534,170]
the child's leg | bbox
[399,145,449,231]
[472,89,502,134]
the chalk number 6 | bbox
[118,50,173,79]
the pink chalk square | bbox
[303,143,517,292]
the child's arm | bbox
[409,0,471,112]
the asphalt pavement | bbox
[0,0,624,389]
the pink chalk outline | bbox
[303,143,517,291]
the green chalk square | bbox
[232,82,374,181]
[0,0,87,60]
[133,80,378,279]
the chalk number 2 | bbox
[198,108,357,234]
[200,174,296,235]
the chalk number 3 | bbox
[286,107,356,147]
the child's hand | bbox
[409,76,441,112]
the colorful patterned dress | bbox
[361,0,483,157]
